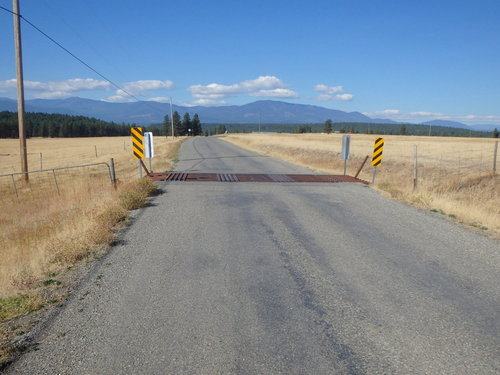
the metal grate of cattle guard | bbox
[148,173,368,184]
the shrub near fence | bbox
[0,136,183,298]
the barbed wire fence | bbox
[347,139,499,189]
[0,161,117,203]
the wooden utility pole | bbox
[13,0,29,182]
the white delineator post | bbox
[144,132,154,173]
[341,135,351,175]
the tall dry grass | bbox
[222,133,499,235]
[0,136,183,299]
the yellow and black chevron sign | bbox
[371,137,384,167]
[131,127,144,159]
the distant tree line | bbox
[162,111,202,136]
[199,121,494,138]
[1,111,494,139]
[0,111,204,138]
[202,125,227,136]
[0,111,132,138]
[317,120,495,138]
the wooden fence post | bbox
[413,145,418,191]
[493,141,498,175]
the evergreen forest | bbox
[1,111,496,139]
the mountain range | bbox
[0,97,496,131]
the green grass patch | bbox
[0,294,43,323]
[470,222,488,231]
[118,178,158,211]
[41,279,62,286]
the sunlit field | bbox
[0,136,183,298]
[222,133,499,236]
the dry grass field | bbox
[0,135,186,366]
[222,133,499,236]
[0,136,183,300]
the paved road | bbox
[7,137,499,374]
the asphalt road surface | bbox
[7,137,499,374]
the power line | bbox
[0,4,140,102]
[39,0,131,85]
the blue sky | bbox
[0,0,499,124]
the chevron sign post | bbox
[131,127,144,177]
[371,137,384,184]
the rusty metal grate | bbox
[218,173,239,182]
[164,172,188,181]
[268,174,295,182]
[149,172,367,184]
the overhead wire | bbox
[39,0,132,85]
[0,4,143,103]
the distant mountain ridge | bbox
[420,119,470,129]
[0,97,372,124]
[0,97,496,130]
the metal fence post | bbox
[52,169,60,195]
[110,158,117,188]
[1,162,119,200]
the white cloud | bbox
[363,109,500,124]
[0,77,175,102]
[0,78,111,97]
[188,76,290,100]
[29,78,110,92]
[315,94,354,101]
[35,91,73,99]
[123,80,174,94]
[101,95,135,103]
[250,88,299,98]
[335,94,354,101]
[363,109,401,117]
[409,111,443,117]
[313,84,353,101]
[0,79,18,91]
[440,114,500,123]
[111,79,174,101]
[182,98,228,107]
[147,97,171,103]
[314,84,343,94]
